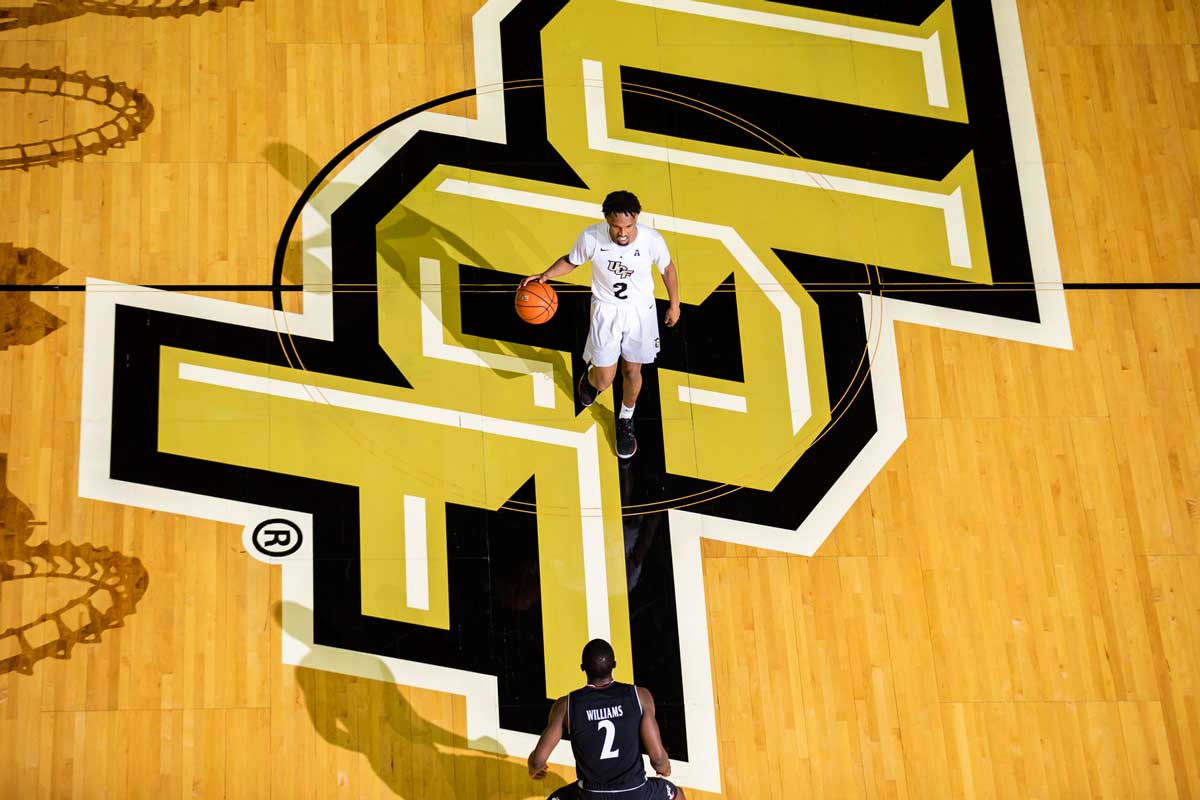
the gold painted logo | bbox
[81,1,1068,790]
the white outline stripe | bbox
[575,429,610,639]
[618,0,949,107]
[991,0,1072,349]
[582,59,972,269]
[404,495,430,611]
[921,31,948,107]
[419,257,557,408]
[678,385,747,413]
[177,362,557,441]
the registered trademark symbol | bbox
[250,518,303,558]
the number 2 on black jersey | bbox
[596,720,619,759]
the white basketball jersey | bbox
[567,222,671,305]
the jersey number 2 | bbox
[596,720,620,760]
[612,282,628,299]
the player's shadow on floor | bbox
[379,209,577,397]
[0,0,251,31]
[263,141,577,403]
[276,601,569,800]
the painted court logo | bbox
[79,0,1068,792]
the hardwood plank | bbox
[0,1,1197,798]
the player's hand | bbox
[654,760,672,777]
[664,303,680,328]
[519,273,547,288]
[529,765,548,780]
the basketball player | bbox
[528,639,685,800]
[520,191,680,458]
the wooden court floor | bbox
[1,0,1199,798]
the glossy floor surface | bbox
[1,0,1199,798]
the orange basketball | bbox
[515,281,558,324]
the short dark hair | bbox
[602,190,641,218]
[581,638,616,682]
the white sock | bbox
[619,404,635,419]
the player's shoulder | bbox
[581,220,608,238]
[569,223,605,263]
[633,684,654,705]
[638,226,670,258]
[637,224,666,243]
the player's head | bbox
[602,190,641,246]
[580,638,617,682]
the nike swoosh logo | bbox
[599,247,611,251]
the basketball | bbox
[515,281,558,324]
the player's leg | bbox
[579,361,617,408]
[612,302,660,457]
[589,363,618,393]
[617,300,660,406]
[614,359,642,459]
[619,359,643,410]
[580,301,621,407]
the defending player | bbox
[528,639,685,800]
[521,190,680,458]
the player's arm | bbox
[661,261,681,327]
[524,228,594,287]
[637,686,672,776]
[521,255,576,287]
[527,696,568,779]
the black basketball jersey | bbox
[566,681,645,792]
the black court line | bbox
[7,282,1200,292]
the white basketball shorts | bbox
[582,297,661,367]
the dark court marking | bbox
[6,283,1199,292]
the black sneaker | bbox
[616,417,637,459]
[578,372,598,408]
